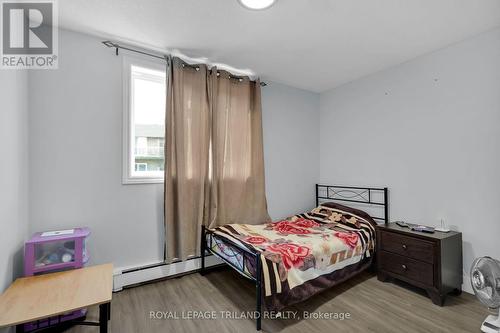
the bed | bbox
[200,184,389,331]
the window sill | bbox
[122,177,164,185]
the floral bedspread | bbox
[210,202,377,310]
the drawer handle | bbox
[402,244,407,250]
[402,264,407,270]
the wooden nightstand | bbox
[376,223,463,306]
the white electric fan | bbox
[471,257,500,333]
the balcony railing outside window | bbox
[135,146,164,157]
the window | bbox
[123,56,166,184]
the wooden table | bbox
[0,264,113,333]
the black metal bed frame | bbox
[200,184,389,331]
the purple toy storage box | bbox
[24,227,90,332]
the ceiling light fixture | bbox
[238,0,276,10]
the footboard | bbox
[200,226,263,331]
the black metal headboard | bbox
[315,184,389,224]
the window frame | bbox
[122,55,166,185]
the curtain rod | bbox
[102,40,267,87]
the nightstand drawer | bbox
[379,251,434,286]
[380,230,435,263]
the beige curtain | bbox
[207,70,271,228]
[165,57,210,262]
[165,58,270,262]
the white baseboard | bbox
[113,255,223,292]
[462,273,473,294]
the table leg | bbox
[99,302,110,333]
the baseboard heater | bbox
[113,254,223,291]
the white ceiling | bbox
[59,0,500,92]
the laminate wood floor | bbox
[64,267,488,333]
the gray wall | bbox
[262,82,319,219]
[0,70,29,293]
[28,29,320,270]
[319,27,500,291]
[29,30,165,269]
